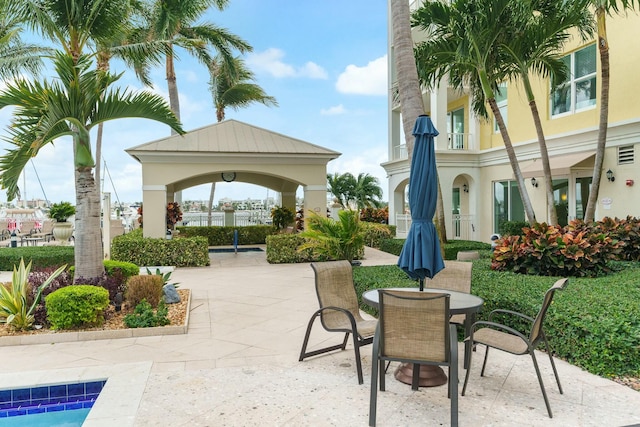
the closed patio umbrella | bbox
[397,115,445,290]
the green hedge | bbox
[176,225,276,245]
[265,234,326,263]
[45,285,110,329]
[0,246,75,270]
[111,232,209,267]
[378,238,492,260]
[352,260,640,378]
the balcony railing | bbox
[452,214,475,240]
[448,132,472,150]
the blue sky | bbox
[0,0,389,207]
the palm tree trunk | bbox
[489,98,537,224]
[166,51,181,133]
[73,167,104,280]
[207,182,215,226]
[390,0,448,244]
[529,100,558,225]
[584,8,609,223]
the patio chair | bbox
[425,260,472,325]
[299,260,377,384]
[369,290,458,427]
[462,278,569,418]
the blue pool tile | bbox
[46,404,65,412]
[49,385,67,399]
[12,388,30,402]
[31,386,49,400]
[86,393,100,400]
[0,390,11,404]
[85,381,105,394]
[8,409,27,417]
[67,383,85,398]
[83,401,95,409]
[27,407,46,414]
[0,411,7,418]
[0,402,12,410]
[65,402,83,410]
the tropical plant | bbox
[124,299,170,328]
[0,259,66,330]
[583,0,638,222]
[327,172,383,209]
[0,0,185,281]
[166,201,183,230]
[327,172,355,208]
[413,0,536,224]
[299,209,365,263]
[48,201,76,223]
[270,206,295,230]
[146,267,180,289]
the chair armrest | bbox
[469,320,530,344]
[317,306,360,331]
[488,309,535,323]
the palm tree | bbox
[327,172,355,209]
[499,0,594,225]
[0,0,48,80]
[205,54,278,224]
[140,0,252,127]
[583,0,637,222]
[353,173,384,209]
[413,0,537,224]
[0,52,183,280]
[389,0,448,244]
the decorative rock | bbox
[163,284,181,304]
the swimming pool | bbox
[0,380,105,427]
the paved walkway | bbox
[1,247,639,426]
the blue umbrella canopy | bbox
[397,115,445,290]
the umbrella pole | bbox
[419,278,424,292]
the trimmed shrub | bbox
[176,225,276,245]
[0,246,74,270]
[123,299,170,328]
[361,222,394,249]
[266,234,321,263]
[45,285,110,330]
[499,220,530,236]
[378,238,405,256]
[125,275,164,308]
[111,233,209,267]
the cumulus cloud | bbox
[247,48,328,79]
[336,55,387,96]
[320,104,347,115]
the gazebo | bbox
[126,120,340,238]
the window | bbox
[552,44,597,116]
[494,83,507,132]
[493,180,524,232]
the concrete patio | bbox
[1,247,639,426]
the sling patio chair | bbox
[425,260,473,326]
[462,278,569,418]
[299,260,377,384]
[369,290,458,427]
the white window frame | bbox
[551,44,597,117]
[493,83,508,133]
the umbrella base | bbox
[394,363,447,388]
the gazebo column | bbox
[281,191,297,213]
[303,185,327,226]
[142,185,167,238]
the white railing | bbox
[448,133,472,150]
[180,211,272,227]
[452,214,475,240]
[395,214,412,238]
[393,144,408,161]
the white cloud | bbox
[320,104,347,115]
[336,55,387,96]
[247,48,328,79]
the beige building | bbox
[385,1,640,241]
[126,120,339,238]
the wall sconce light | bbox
[462,183,469,193]
[530,177,538,188]
[606,169,615,182]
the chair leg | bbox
[530,351,553,418]
[298,314,318,361]
[411,364,420,391]
[462,342,474,396]
[449,325,459,427]
[480,346,490,376]
[369,339,380,426]
[543,337,563,394]
[352,334,364,385]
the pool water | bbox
[0,408,90,426]
[0,380,105,427]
